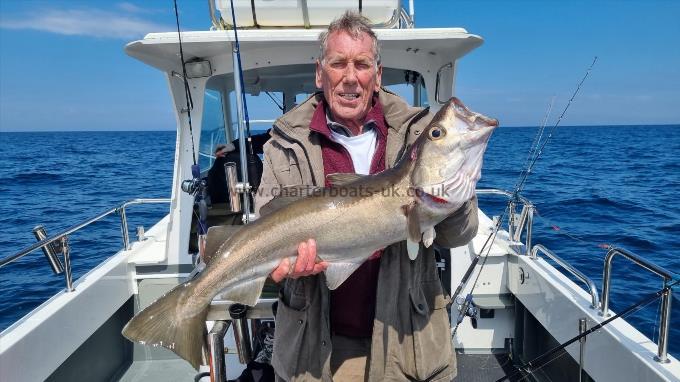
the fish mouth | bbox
[449,97,499,144]
[414,187,456,209]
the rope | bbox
[173,0,197,166]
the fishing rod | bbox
[172,0,209,256]
[451,57,598,333]
[512,57,598,196]
[494,279,680,382]
[228,0,261,223]
[173,0,197,167]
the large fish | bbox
[122,97,498,369]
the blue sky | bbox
[0,0,678,131]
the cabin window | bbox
[384,71,428,107]
[199,89,227,171]
[198,66,427,172]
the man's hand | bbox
[270,239,329,283]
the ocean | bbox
[0,127,678,357]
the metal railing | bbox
[208,0,409,30]
[600,246,673,363]
[476,189,674,364]
[476,188,535,256]
[0,198,171,291]
[532,244,600,310]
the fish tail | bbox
[122,281,208,370]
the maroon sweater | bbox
[309,100,388,338]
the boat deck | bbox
[453,353,523,381]
[115,352,522,381]
[116,360,196,382]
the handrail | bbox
[212,2,403,30]
[532,244,600,309]
[476,188,535,256]
[475,188,532,206]
[600,246,673,363]
[0,198,171,269]
[208,0,224,30]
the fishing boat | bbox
[1,1,677,381]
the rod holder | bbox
[208,320,231,382]
[61,237,74,292]
[32,225,64,274]
[136,226,145,242]
[578,318,587,382]
[119,207,130,250]
[655,286,672,364]
[229,304,252,364]
[525,205,534,257]
[507,201,516,240]
[224,162,242,213]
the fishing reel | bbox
[181,164,209,263]
[454,294,479,329]
[181,164,207,196]
[181,178,206,196]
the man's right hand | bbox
[270,238,328,283]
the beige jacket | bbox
[255,88,478,381]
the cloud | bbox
[0,7,171,39]
[117,2,145,13]
[117,2,161,14]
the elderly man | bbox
[255,11,478,382]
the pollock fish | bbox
[122,97,498,369]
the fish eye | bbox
[428,126,446,140]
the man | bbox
[255,11,478,381]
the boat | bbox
[1,1,678,381]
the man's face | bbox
[316,31,382,131]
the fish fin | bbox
[422,227,436,248]
[259,186,322,216]
[219,276,267,307]
[407,240,420,260]
[204,225,242,264]
[324,262,363,290]
[405,204,422,243]
[326,173,365,186]
[122,282,208,370]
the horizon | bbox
[1,0,679,132]
[2,123,679,134]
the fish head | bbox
[410,97,498,210]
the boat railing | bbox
[477,189,674,363]
[0,198,171,292]
[601,246,674,363]
[208,0,413,31]
[476,188,534,256]
[531,244,600,310]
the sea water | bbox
[0,126,678,356]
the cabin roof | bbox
[125,28,483,73]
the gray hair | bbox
[318,11,381,66]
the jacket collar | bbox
[274,88,426,140]
[309,96,387,139]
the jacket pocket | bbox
[273,150,303,186]
[407,280,455,381]
[272,294,308,380]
